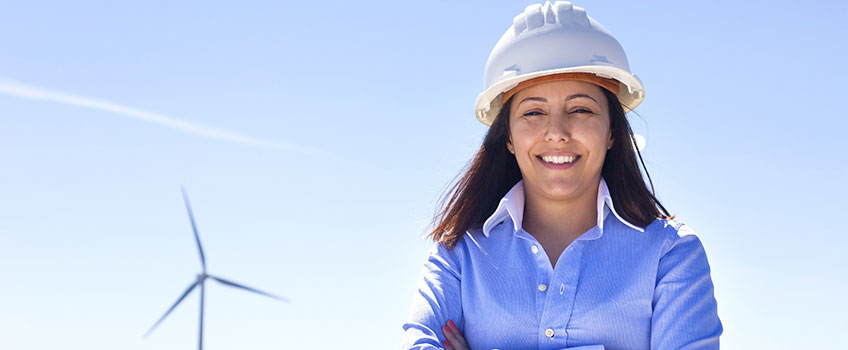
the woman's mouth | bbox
[538,154,580,169]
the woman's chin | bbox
[534,184,581,200]
[526,177,596,202]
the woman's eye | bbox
[570,108,594,114]
[523,110,543,117]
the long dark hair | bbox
[428,88,673,248]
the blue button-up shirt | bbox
[402,178,722,349]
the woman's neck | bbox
[521,179,600,242]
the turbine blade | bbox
[209,275,290,303]
[143,281,199,338]
[181,187,207,272]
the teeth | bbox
[541,155,578,164]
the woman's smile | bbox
[537,153,581,169]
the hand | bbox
[442,319,469,350]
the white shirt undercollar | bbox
[481,177,645,237]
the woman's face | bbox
[507,80,613,202]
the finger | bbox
[447,320,469,348]
[442,325,461,350]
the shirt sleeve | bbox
[650,225,723,350]
[401,242,464,350]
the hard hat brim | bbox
[474,65,644,126]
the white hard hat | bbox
[475,1,644,126]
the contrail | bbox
[0,79,315,154]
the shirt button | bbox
[545,328,555,338]
[538,283,547,292]
[531,245,539,254]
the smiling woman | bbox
[402,1,722,349]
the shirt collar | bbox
[481,177,645,237]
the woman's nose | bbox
[544,114,571,142]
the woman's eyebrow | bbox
[517,94,599,108]
[517,96,547,108]
[565,93,599,103]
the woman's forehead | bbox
[512,80,606,101]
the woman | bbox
[403,2,722,349]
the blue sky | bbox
[1,1,846,349]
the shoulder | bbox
[645,218,716,277]
[425,229,476,276]
[639,217,704,251]
[426,226,494,276]
[428,228,478,256]
[623,217,711,267]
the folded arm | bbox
[402,243,464,349]
[651,226,723,350]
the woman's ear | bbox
[507,138,515,154]
[607,131,614,150]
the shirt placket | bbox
[519,230,584,348]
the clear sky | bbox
[1,1,846,349]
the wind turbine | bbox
[144,187,289,349]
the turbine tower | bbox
[144,188,289,349]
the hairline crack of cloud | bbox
[0,79,343,159]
